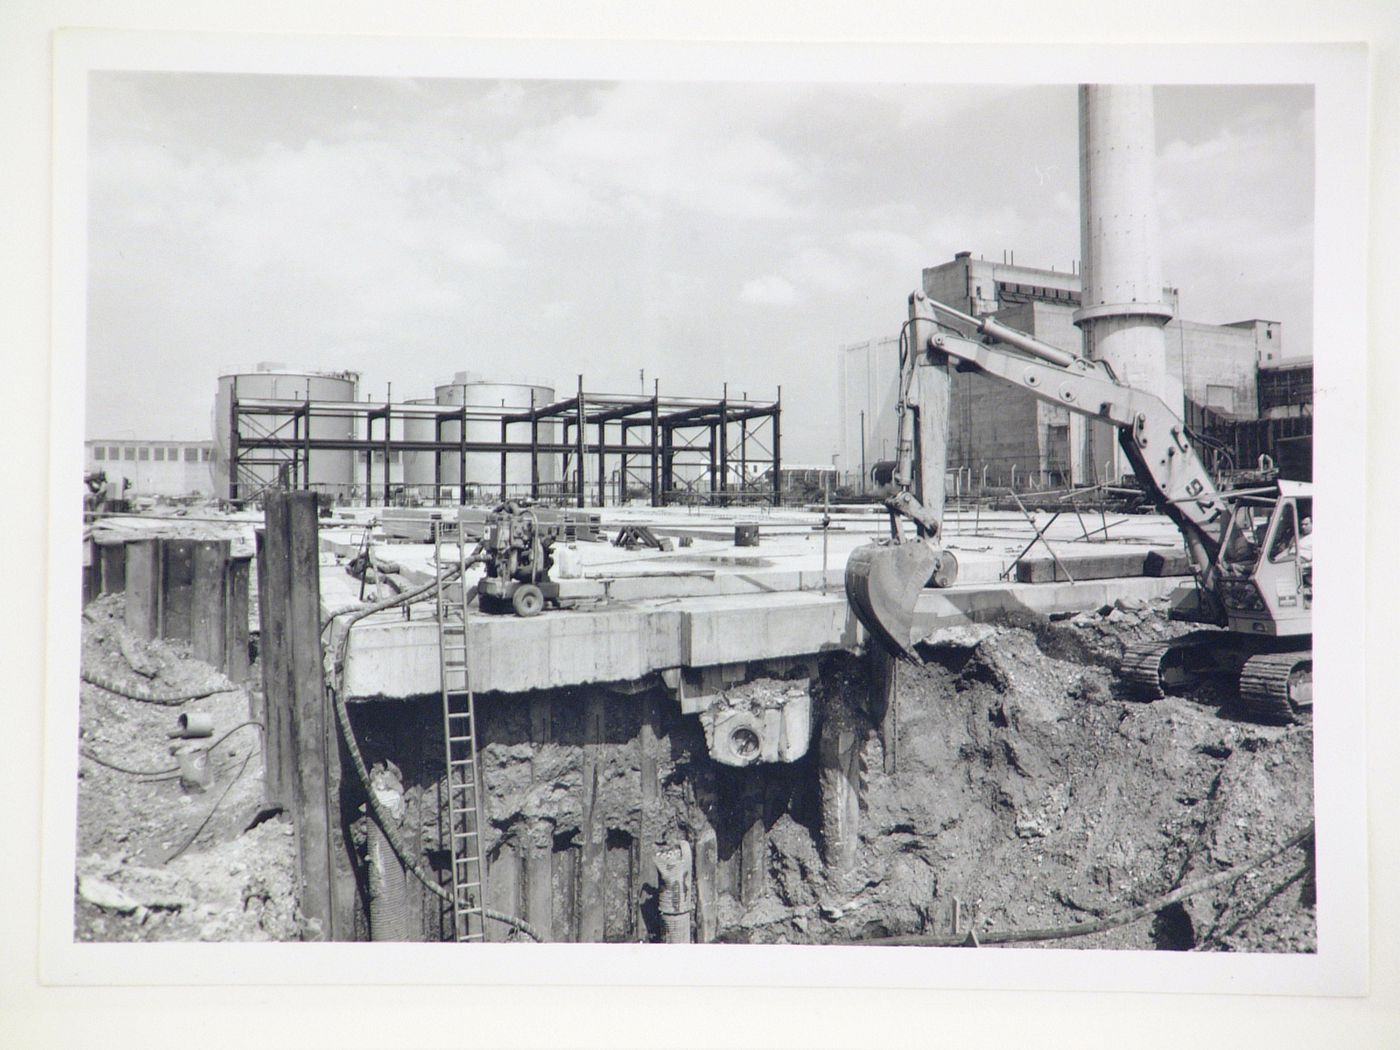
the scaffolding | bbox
[226,378,782,508]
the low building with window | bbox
[85,439,215,497]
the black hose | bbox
[81,722,263,781]
[79,748,178,777]
[857,822,1314,948]
[163,751,253,864]
[203,719,265,755]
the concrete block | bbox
[225,555,252,683]
[1014,551,1149,583]
[909,576,1186,636]
[680,594,849,666]
[1144,549,1193,577]
[191,539,229,667]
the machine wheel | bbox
[930,550,959,589]
[512,584,545,618]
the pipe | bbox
[977,316,1078,369]
[916,293,1078,369]
[655,841,694,943]
[175,712,214,738]
[366,763,409,942]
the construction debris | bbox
[75,594,299,942]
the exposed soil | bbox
[726,599,1316,950]
[74,594,299,942]
[393,597,1315,950]
[74,587,1315,952]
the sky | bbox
[85,75,1314,460]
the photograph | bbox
[70,66,1330,955]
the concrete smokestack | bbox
[1074,84,1174,484]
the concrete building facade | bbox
[85,439,215,497]
[839,252,1282,490]
[1257,360,1312,421]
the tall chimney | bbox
[1074,85,1174,484]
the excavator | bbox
[844,291,1312,724]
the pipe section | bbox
[366,763,409,941]
[656,841,695,943]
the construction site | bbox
[74,83,1317,953]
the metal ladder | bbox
[434,520,486,942]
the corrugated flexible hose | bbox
[326,552,543,942]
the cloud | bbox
[83,74,1316,456]
[740,274,799,306]
[1156,104,1314,347]
[847,227,926,262]
[480,82,811,228]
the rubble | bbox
[725,605,1316,950]
[75,594,299,943]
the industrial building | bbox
[83,438,215,497]
[839,251,1309,489]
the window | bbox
[1206,384,1235,414]
[185,447,199,462]
[201,448,211,462]
[138,447,149,461]
[1222,505,1267,570]
[124,447,135,460]
[154,447,165,461]
[94,447,105,460]
[109,447,121,459]
[1268,504,1297,563]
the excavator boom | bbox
[843,292,955,658]
[846,291,1231,659]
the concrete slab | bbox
[337,604,686,699]
[335,572,1190,701]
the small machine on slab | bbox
[475,501,603,616]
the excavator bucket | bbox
[844,540,940,660]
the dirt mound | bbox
[737,611,1316,950]
[75,594,299,942]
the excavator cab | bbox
[1214,483,1312,638]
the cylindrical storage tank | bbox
[400,397,441,502]
[434,372,557,501]
[212,364,359,501]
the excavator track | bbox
[1238,651,1313,725]
[1119,633,1220,701]
[1119,640,1173,700]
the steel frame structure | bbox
[227,378,781,508]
